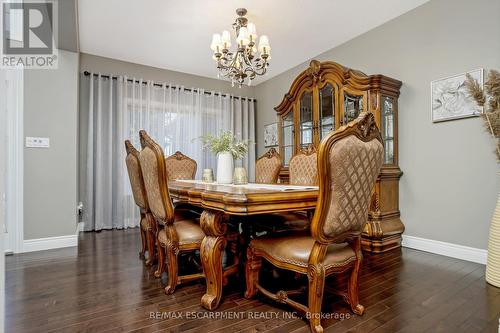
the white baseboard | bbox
[78,222,85,232]
[402,235,487,265]
[22,224,80,253]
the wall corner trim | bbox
[402,235,487,265]
[22,225,80,253]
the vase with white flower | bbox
[200,131,249,184]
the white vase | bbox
[486,172,500,287]
[216,152,234,184]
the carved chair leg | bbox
[154,234,166,278]
[347,237,365,315]
[307,264,326,333]
[164,245,179,294]
[244,246,262,299]
[145,227,155,266]
[139,225,146,260]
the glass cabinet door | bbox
[343,93,363,125]
[281,111,294,166]
[319,84,335,140]
[299,91,313,149]
[381,96,395,164]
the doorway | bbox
[1,68,24,254]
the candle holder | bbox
[202,168,215,183]
[233,167,248,185]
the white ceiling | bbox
[78,0,429,85]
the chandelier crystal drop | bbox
[210,8,271,88]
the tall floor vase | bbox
[486,181,500,287]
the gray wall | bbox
[80,53,256,98]
[254,0,500,249]
[24,50,79,239]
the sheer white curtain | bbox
[80,73,255,231]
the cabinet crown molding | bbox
[275,60,402,115]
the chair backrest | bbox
[311,112,383,243]
[289,145,318,186]
[165,151,197,180]
[255,148,282,184]
[124,140,148,211]
[138,130,175,225]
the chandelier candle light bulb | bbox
[211,8,271,87]
[237,27,249,46]
[221,30,231,49]
[258,35,270,55]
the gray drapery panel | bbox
[79,73,256,231]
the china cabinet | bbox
[275,60,404,253]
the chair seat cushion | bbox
[250,231,356,270]
[158,219,205,246]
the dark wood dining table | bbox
[167,179,319,310]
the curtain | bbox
[80,73,256,231]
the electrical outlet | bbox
[77,202,83,216]
[26,137,50,148]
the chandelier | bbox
[210,8,271,87]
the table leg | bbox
[200,209,227,310]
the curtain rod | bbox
[82,71,254,101]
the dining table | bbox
[167,179,319,310]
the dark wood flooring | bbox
[5,229,500,332]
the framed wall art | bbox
[264,122,278,147]
[431,68,483,122]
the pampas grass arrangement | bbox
[466,69,500,288]
[465,70,500,161]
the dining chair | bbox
[124,140,157,266]
[255,148,282,184]
[139,130,239,294]
[138,130,205,293]
[289,144,318,186]
[164,150,202,215]
[245,112,384,333]
[165,151,197,180]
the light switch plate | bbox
[26,137,50,148]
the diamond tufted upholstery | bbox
[255,148,282,184]
[322,135,383,237]
[289,147,318,186]
[125,145,148,210]
[165,151,197,180]
[139,146,168,221]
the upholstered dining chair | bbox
[139,130,239,293]
[255,148,282,184]
[165,151,197,180]
[245,112,384,333]
[124,140,157,266]
[138,130,205,294]
[164,150,202,215]
[289,144,318,186]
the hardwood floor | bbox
[5,229,500,332]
